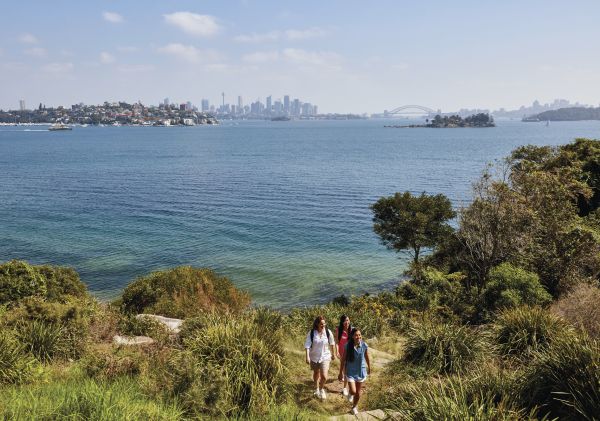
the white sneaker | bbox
[347,393,354,403]
[342,387,349,397]
[351,406,358,415]
[313,389,321,398]
[320,389,327,400]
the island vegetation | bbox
[1,138,600,420]
[527,106,600,121]
[385,113,495,128]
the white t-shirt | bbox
[304,328,335,363]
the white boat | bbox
[48,123,72,131]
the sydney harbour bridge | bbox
[383,105,442,118]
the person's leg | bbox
[353,381,363,408]
[319,361,329,390]
[348,379,357,398]
[312,368,320,390]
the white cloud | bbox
[100,52,116,64]
[391,63,409,71]
[42,62,73,73]
[19,33,38,44]
[163,12,220,37]
[103,11,124,23]
[157,43,222,63]
[242,51,279,63]
[285,27,328,40]
[282,48,342,69]
[234,31,280,43]
[25,47,47,58]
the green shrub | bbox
[0,330,39,385]
[149,312,291,418]
[0,260,87,305]
[118,314,172,345]
[119,266,250,318]
[17,320,67,363]
[491,306,572,361]
[517,334,600,420]
[403,320,487,374]
[482,263,552,314]
[0,377,183,420]
[81,347,147,380]
[390,375,538,421]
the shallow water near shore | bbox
[1,119,599,308]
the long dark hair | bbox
[337,314,350,341]
[345,328,360,363]
[311,315,331,344]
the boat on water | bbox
[48,123,72,131]
[522,116,540,122]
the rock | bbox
[136,314,184,333]
[330,409,398,420]
[113,335,155,346]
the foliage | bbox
[402,320,487,375]
[552,282,600,339]
[482,264,552,314]
[491,306,572,361]
[371,191,456,264]
[80,347,148,380]
[0,330,39,385]
[147,311,292,418]
[0,260,87,306]
[119,266,250,318]
[517,334,600,420]
[17,320,68,363]
[0,377,183,420]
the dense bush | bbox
[552,282,600,339]
[389,374,537,421]
[482,264,552,314]
[0,330,39,385]
[517,334,600,420]
[147,311,292,418]
[119,266,250,318]
[402,320,487,375]
[81,347,148,380]
[0,377,183,420]
[491,306,572,361]
[0,260,87,305]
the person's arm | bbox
[329,329,336,361]
[365,348,371,375]
[304,332,311,365]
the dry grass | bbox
[551,283,600,339]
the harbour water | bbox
[1,119,599,308]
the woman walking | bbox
[339,328,371,415]
[336,315,352,397]
[304,315,336,400]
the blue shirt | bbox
[345,341,368,379]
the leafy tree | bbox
[371,192,456,265]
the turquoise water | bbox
[1,120,599,308]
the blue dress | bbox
[345,341,368,381]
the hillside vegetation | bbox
[1,138,600,420]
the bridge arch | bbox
[386,105,438,115]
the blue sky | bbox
[1,0,599,113]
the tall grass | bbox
[403,321,487,374]
[491,306,572,361]
[517,334,600,420]
[0,377,183,420]
[0,330,39,384]
[17,320,66,363]
[147,311,292,418]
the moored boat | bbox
[48,123,73,131]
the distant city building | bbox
[19,100,25,111]
[266,96,272,115]
[238,96,243,110]
[163,98,169,107]
[201,99,209,112]
[283,95,290,114]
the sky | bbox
[1,0,600,114]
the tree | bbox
[371,192,456,265]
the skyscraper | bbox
[201,99,209,112]
[283,95,290,114]
[238,96,243,110]
[19,100,25,111]
[266,96,272,115]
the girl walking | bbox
[339,328,371,415]
[336,315,352,397]
[304,315,336,400]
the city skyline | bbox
[2,1,600,113]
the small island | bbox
[385,113,495,128]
